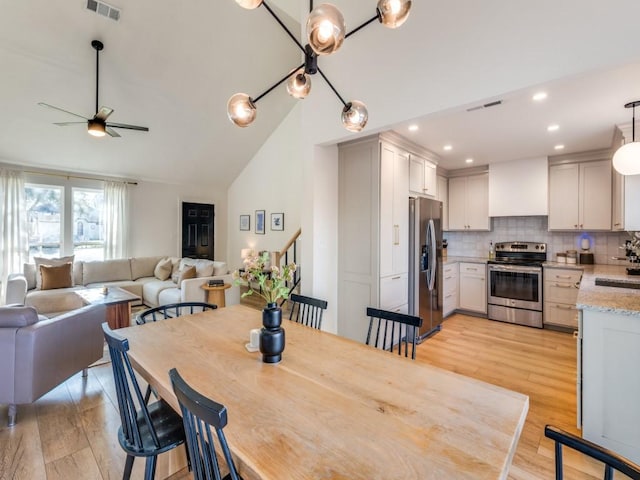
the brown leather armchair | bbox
[0,303,106,426]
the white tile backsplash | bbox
[444,216,635,266]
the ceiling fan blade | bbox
[95,106,114,121]
[106,127,121,138]
[106,122,149,132]
[53,122,87,126]
[38,102,89,120]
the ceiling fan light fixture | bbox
[287,69,312,99]
[307,4,346,55]
[341,100,368,132]
[377,0,412,28]
[227,93,257,127]
[88,119,106,137]
[234,0,263,9]
[613,100,640,175]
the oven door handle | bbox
[488,264,541,273]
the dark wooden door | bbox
[182,202,214,259]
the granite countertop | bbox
[575,264,640,316]
[543,261,585,270]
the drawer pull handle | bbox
[554,283,572,288]
[445,294,453,299]
[555,275,571,279]
[466,267,478,271]
[556,304,574,310]
[445,275,453,280]
[391,276,401,280]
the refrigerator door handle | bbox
[427,219,436,291]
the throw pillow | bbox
[154,258,173,281]
[177,265,196,289]
[34,255,74,289]
[40,263,73,290]
[212,261,227,276]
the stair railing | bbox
[273,228,301,302]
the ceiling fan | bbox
[38,40,149,138]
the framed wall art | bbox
[239,214,250,231]
[271,213,284,231]
[255,210,265,235]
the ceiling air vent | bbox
[466,100,503,112]
[86,0,121,21]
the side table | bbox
[201,283,231,308]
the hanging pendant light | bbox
[227,93,257,127]
[377,0,412,28]
[235,0,263,9]
[613,100,640,175]
[342,101,368,132]
[229,1,411,131]
[286,68,312,99]
[307,4,346,55]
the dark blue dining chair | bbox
[365,307,423,360]
[288,293,328,330]
[169,368,243,480]
[102,323,188,480]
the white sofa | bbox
[6,256,240,317]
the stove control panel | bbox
[494,242,546,253]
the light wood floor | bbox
[0,313,623,479]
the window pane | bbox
[73,188,105,261]
[25,184,63,262]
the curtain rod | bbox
[22,169,138,185]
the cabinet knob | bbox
[574,225,578,228]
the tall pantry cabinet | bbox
[337,133,415,343]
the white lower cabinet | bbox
[458,262,487,314]
[543,267,582,329]
[442,263,458,318]
[380,273,408,311]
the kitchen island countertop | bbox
[575,264,640,315]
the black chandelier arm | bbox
[346,14,380,39]
[252,62,305,104]
[316,67,348,108]
[262,1,307,55]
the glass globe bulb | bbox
[306,4,345,55]
[234,0,262,9]
[341,101,368,132]
[377,0,412,28]
[286,69,312,99]
[613,141,640,175]
[227,93,257,128]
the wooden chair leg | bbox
[123,454,135,480]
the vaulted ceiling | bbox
[3,1,640,187]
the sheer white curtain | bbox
[103,181,129,260]
[0,169,28,303]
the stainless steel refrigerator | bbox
[409,197,443,342]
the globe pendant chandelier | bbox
[228,0,412,132]
[613,100,640,176]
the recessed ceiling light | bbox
[547,124,560,132]
[408,124,419,132]
[465,158,474,164]
[533,92,548,101]
[443,145,452,151]
[554,144,565,150]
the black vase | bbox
[260,302,285,364]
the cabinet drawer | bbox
[545,281,580,304]
[544,303,578,328]
[380,273,408,309]
[459,262,485,277]
[443,291,458,317]
[545,268,582,284]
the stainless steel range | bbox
[487,241,547,328]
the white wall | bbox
[227,104,303,272]
[129,180,228,260]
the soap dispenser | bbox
[489,241,495,260]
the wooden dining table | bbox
[120,304,528,480]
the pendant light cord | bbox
[633,104,636,142]
[95,47,99,114]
